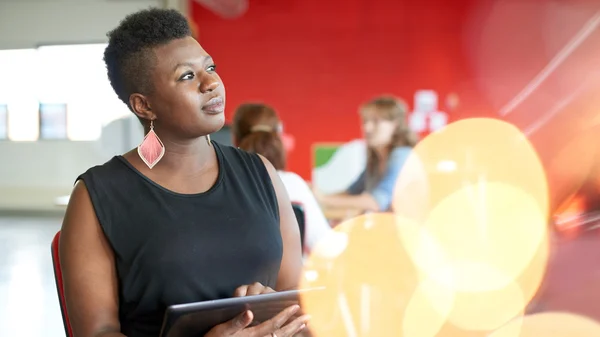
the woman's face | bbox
[361,107,397,148]
[141,36,226,138]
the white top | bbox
[277,170,332,255]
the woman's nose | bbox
[199,73,220,93]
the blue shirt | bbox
[346,146,412,211]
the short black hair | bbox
[104,8,192,109]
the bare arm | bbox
[258,155,303,291]
[317,148,411,212]
[314,169,379,211]
[59,181,125,337]
[317,193,380,212]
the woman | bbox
[232,103,332,256]
[59,8,308,337]
[317,95,417,213]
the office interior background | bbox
[2,0,600,336]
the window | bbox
[37,43,130,141]
[39,103,68,139]
[0,45,131,142]
[0,49,38,141]
[0,104,7,140]
[7,101,39,141]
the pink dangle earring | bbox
[138,120,165,169]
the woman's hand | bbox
[203,282,309,336]
[204,305,307,337]
[233,282,276,297]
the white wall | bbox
[0,141,107,211]
[0,116,144,211]
[0,0,169,211]
[0,0,162,50]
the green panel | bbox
[314,145,340,168]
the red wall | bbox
[190,0,600,212]
[190,0,493,179]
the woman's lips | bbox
[202,96,225,114]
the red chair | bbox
[51,231,73,337]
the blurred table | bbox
[322,207,362,227]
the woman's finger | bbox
[250,305,300,336]
[261,286,276,294]
[274,314,310,337]
[233,285,249,297]
[217,310,254,336]
[246,282,268,296]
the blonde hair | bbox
[360,95,417,189]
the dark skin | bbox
[59,36,307,337]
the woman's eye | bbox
[207,64,217,72]
[181,72,195,80]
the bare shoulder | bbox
[60,180,122,336]
[61,180,101,237]
[256,155,303,290]
[257,153,279,176]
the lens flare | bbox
[393,117,549,224]
[392,118,551,332]
[488,312,600,337]
[300,214,420,337]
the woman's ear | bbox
[129,93,155,120]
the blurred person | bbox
[59,8,308,337]
[316,95,418,213]
[233,103,332,256]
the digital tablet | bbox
[159,288,324,337]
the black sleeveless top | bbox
[77,142,283,337]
